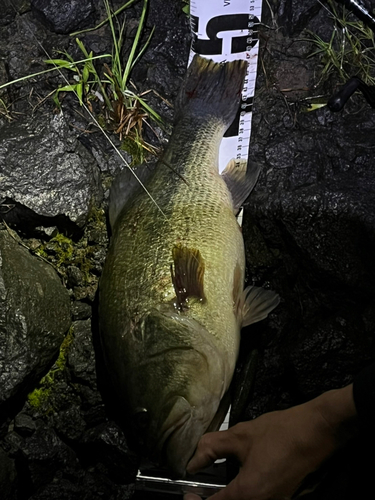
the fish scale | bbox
[99,55,279,477]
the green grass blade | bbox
[103,0,123,81]
[121,0,148,89]
[131,25,154,69]
[0,66,67,90]
[44,59,78,70]
[70,0,138,36]
[129,92,163,122]
[76,82,84,104]
[75,37,90,59]
[47,54,111,66]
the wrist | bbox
[313,384,358,446]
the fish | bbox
[98,55,280,478]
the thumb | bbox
[187,428,241,475]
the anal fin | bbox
[221,158,261,214]
[240,285,280,327]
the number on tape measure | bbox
[191,13,259,56]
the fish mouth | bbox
[156,397,193,477]
[162,422,193,478]
[158,405,191,455]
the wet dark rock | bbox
[2,430,25,456]
[66,265,84,288]
[0,0,30,26]
[30,0,96,34]
[0,446,17,499]
[234,11,375,436]
[275,0,322,35]
[28,467,135,500]
[14,413,37,437]
[0,229,71,422]
[89,246,108,275]
[140,0,190,98]
[19,427,78,493]
[52,405,87,442]
[0,113,102,231]
[79,421,138,484]
[71,301,92,321]
[80,134,134,177]
[67,319,98,391]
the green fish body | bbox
[99,55,279,477]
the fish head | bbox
[127,308,231,477]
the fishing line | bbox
[5,0,168,220]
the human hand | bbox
[183,385,356,500]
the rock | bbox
[0,446,17,500]
[235,10,375,427]
[0,113,102,231]
[79,421,138,484]
[0,230,71,422]
[66,266,84,288]
[28,467,135,500]
[67,320,96,384]
[51,405,87,442]
[275,0,322,35]
[71,301,92,321]
[0,0,30,26]
[19,427,78,493]
[14,413,37,437]
[30,0,95,34]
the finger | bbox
[187,429,241,474]
[183,493,201,500]
[206,477,244,500]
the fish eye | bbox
[133,407,149,430]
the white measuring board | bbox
[189,0,262,173]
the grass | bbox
[181,0,189,15]
[306,0,375,86]
[46,0,163,159]
[0,0,162,163]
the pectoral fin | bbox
[221,158,261,213]
[240,286,280,327]
[171,246,206,310]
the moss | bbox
[27,385,53,411]
[36,233,74,267]
[50,233,74,266]
[120,134,147,166]
[34,206,107,287]
[55,327,75,371]
[88,206,106,226]
[28,326,75,412]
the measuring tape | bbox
[188,0,263,173]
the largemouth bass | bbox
[99,55,279,477]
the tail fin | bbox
[174,55,247,128]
